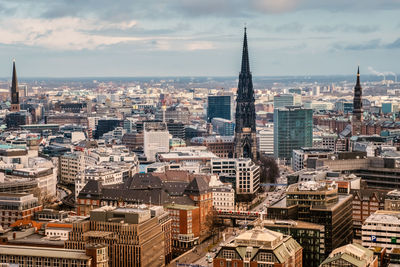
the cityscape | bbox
[0,1,400,267]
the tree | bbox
[258,155,280,184]
[32,187,55,208]
[205,209,222,244]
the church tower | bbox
[234,28,257,160]
[352,67,363,135]
[10,59,20,112]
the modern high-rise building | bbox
[273,106,313,163]
[267,181,353,257]
[207,94,233,122]
[352,67,363,135]
[234,28,257,160]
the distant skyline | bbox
[0,0,399,77]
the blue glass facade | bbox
[274,106,313,162]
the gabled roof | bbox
[125,173,163,190]
[80,180,102,196]
[185,176,210,195]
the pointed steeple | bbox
[354,66,362,95]
[234,27,257,160]
[353,66,363,135]
[10,59,20,112]
[11,59,18,99]
[240,27,250,74]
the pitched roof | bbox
[80,180,102,196]
[185,176,210,195]
[125,173,163,189]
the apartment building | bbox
[212,185,235,211]
[59,151,85,184]
[166,204,200,256]
[211,158,260,196]
[0,193,42,228]
[362,210,400,252]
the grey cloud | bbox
[5,0,400,21]
[386,38,400,49]
[332,37,400,51]
[313,24,379,34]
[332,39,381,50]
[275,22,303,33]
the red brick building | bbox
[166,204,200,256]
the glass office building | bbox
[207,95,233,122]
[273,106,313,162]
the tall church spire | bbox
[241,27,250,74]
[234,28,257,160]
[352,66,363,135]
[10,59,20,112]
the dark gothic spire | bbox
[11,59,19,106]
[352,66,363,135]
[234,27,257,160]
[12,60,18,97]
[240,27,250,74]
[354,66,362,100]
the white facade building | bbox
[75,162,136,199]
[45,227,71,241]
[143,122,170,162]
[292,147,334,172]
[362,210,400,252]
[211,158,260,195]
[60,151,85,184]
[212,185,235,211]
[257,126,274,155]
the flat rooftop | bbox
[0,245,90,260]
[262,219,325,231]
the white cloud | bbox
[0,17,217,51]
[0,17,140,50]
[185,41,215,51]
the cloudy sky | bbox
[0,0,399,77]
